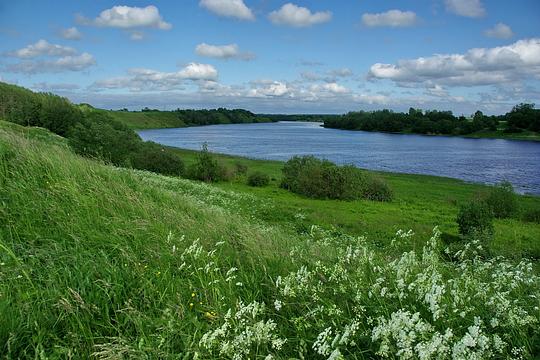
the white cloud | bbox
[78,5,171,30]
[59,27,82,40]
[311,82,348,94]
[199,0,255,21]
[195,43,255,60]
[7,53,96,74]
[368,38,540,86]
[7,39,76,58]
[32,82,80,91]
[361,10,417,27]
[268,3,332,27]
[484,23,513,39]
[248,81,290,97]
[90,63,218,91]
[178,63,218,80]
[445,0,486,18]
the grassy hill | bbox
[105,110,187,129]
[1,121,540,358]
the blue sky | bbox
[1,0,539,114]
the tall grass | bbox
[1,124,539,358]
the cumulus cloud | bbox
[268,3,332,27]
[361,10,417,27]
[311,82,348,94]
[484,23,513,39]
[59,27,82,40]
[78,5,171,30]
[7,39,76,58]
[199,0,255,21]
[4,39,96,74]
[195,43,255,60]
[6,53,96,74]
[248,81,290,97]
[90,63,218,91]
[445,0,485,18]
[368,38,540,87]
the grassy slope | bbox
[167,146,540,259]
[1,121,539,358]
[106,110,187,129]
[0,121,298,357]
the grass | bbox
[105,110,187,130]
[1,121,539,358]
[167,146,540,260]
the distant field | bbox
[106,110,187,129]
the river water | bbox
[138,121,540,195]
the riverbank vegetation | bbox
[1,120,540,358]
[324,104,540,141]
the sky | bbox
[1,0,539,115]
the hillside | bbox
[1,121,540,358]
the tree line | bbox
[323,104,540,135]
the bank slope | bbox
[0,123,539,358]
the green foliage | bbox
[506,103,540,132]
[189,143,225,182]
[322,105,539,137]
[68,111,142,166]
[362,175,394,202]
[281,155,392,201]
[456,200,494,237]
[523,207,540,224]
[247,171,269,187]
[37,93,82,136]
[484,181,518,218]
[0,82,82,136]
[131,142,184,176]
[234,162,248,175]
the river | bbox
[138,121,540,194]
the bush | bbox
[456,200,494,237]
[362,176,394,202]
[131,142,184,176]
[247,171,270,187]
[484,181,517,218]
[234,162,248,175]
[68,111,142,166]
[522,207,540,223]
[280,156,392,201]
[189,143,226,182]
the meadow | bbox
[1,120,540,358]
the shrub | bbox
[247,171,270,187]
[281,156,392,201]
[189,143,225,182]
[131,142,184,176]
[234,162,248,175]
[522,207,540,223]
[456,200,494,237]
[68,111,142,166]
[362,176,394,202]
[37,93,82,136]
[484,181,517,218]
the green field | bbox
[166,146,540,260]
[1,120,539,358]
